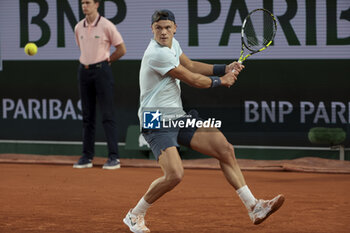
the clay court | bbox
[1,155,350,233]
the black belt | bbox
[81,61,107,69]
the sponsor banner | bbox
[1,98,82,121]
[0,0,350,60]
[2,98,349,126]
[244,101,350,125]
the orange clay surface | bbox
[0,163,349,233]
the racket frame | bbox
[237,8,277,63]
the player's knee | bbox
[166,169,184,188]
[218,143,236,164]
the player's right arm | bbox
[168,57,239,89]
[179,53,244,77]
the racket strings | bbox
[243,10,276,52]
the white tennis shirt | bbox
[138,38,186,126]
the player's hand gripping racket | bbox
[233,8,277,72]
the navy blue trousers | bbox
[78,61,119,160]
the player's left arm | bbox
[180,53,244,75]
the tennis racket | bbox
[233,8,277,70]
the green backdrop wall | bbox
[1,59,349,147]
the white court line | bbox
[0,140,125,146]
[233,145,349,151]
[0,140,347,150]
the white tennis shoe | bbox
[123,209,150,233]
[249,194,285,225]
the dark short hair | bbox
[152,9,176,24]
[93,0,101,3]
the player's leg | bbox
[144,146,184,203]
[124,125,184,232]
[190,127,284,225]
[190,127,246,189]
[124,146,183,233]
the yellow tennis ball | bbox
[24,43,38,56]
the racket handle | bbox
[231,60,243,73]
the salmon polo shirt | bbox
[75,14,124,65]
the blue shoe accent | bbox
[73,156,93,168]
[102,159,120,170]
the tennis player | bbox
[123,9,284,233]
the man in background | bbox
[73,0,126,169]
